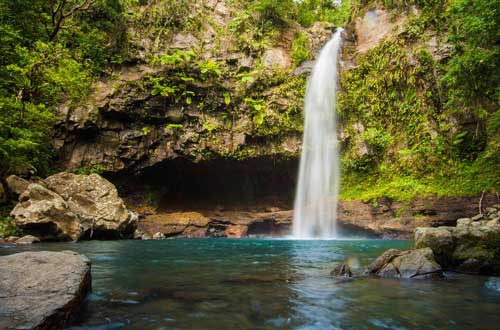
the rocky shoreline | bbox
[2,172,499,242]
[334,205,500,278]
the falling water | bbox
[293,28,343,239]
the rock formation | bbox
[366,248,443,279]
[10,172,137,241]
[0,251,91,330]
[415,205,500,274]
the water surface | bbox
[2,239,500,330]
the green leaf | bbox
[223,92,231,105]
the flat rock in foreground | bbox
[0,251,91,330]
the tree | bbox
[45,0,97,41]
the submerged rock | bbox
[0,251,91,330]
[366,248,443,279]
[331,263,353,278]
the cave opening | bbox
[112,157,298,212]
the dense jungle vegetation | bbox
[0,0,498,208]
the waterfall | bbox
[293,28,343,239]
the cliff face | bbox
[53,1,334,173]
[51,1,498,225]
[338,1,499,200]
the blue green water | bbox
[2,239,500,330]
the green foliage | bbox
[0,97,56,177]
[443,0,500,112]
[198,60,223,79]
[244,97,267,126]
[73,164,106,175]
[339,0,500,201]
[296,0,352,27]
[166,123,183,129]
[153,50,197,66]
[291,32,311,67]
[250,0,295,26]
[0,216,22,238]
[0,0,132,178]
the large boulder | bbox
[0,251,91,330]
[415,222,500,274]
[10,172,137,241]
[11,183,83,241]
[366,248,443,279]
[5,175,30,198]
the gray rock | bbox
[487,211,498,220]
[415,224,500,274]
[415,227,454,257]
[153,232,165,240]
[16,235,40,245]
[5,175,30,198]
[5,236,20,243]
[0,251,91,330]
[366,248,443,279]
[331,263,353,277]
[471,214,484,221]
[133,229,144,239]
[456,218,472,227]
[11,183,83,241]
[486,218,500,227]
[11,172,138,241]
[292,60,315,76]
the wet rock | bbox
[5,175,30,198]
[337,195,498,239]
[16,235,40,245]
[366,248,443,279]
[354,8,408,53]
[141,233,152,240]
[331,263,353,277]
[140,212,210,237]
[292,60,315,76]
[0,251,91,330]
[415,222,500,274]
[133,229,144,239]
[225,225,248,238]
[415,227,455,256]
[153,232,165,240]
[138,210,292,238]
[11,173,137,241]
[4,236,20,243]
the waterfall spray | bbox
[293,28,343,239]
